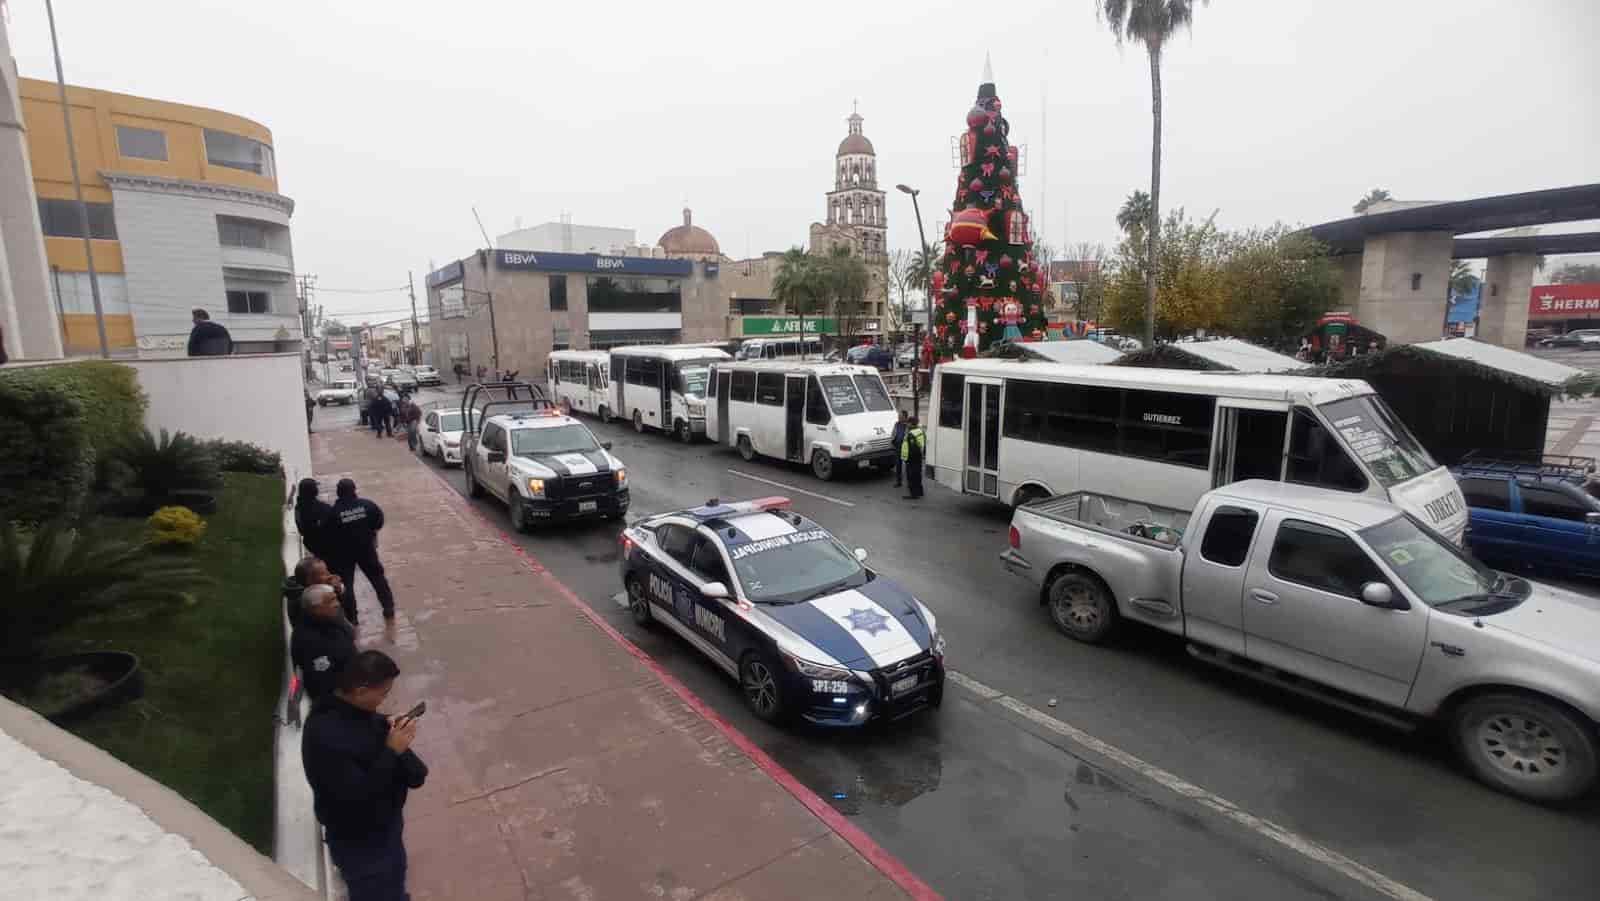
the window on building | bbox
[226,290,271,314]
[217,216,271,249]
[204,129,275,177]
[37,198,117,239]
[549,275,568,311]
[586,276,681,314]
[116,125,167,161]
[590,329,680,349]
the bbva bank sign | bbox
[496,249,692,277]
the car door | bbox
[1178,502,1264,655]
[1516,480,1600,574]
[422,411,438,453]
[481,422,510,499]
[1455,475,1516,565]
[684,534,741,658]
[1242,513,1428,707]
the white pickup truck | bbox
[1000,480,1600,803]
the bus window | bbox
[939,373,965,428]
[1287,409,1367,492]
[756,372,784,406]
[806,376,830,425]
[731,371,756,403]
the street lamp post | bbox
[896,184,931,415]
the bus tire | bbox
[675,418,694,444]
[811,449,835,481]
[633,409,646,433]
[737,435,756,462]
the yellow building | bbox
[17,79,297,355]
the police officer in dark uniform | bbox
[291,585,358,702]
[321,478,396,624]
[302,650,426,901]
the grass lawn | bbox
[51,472,286,853]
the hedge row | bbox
[0,362,147,523]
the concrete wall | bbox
[1356,230,1454,343]
[126,351,311,483]
[0,20,63,362]
[1334,254,1363,312]
[1479,253,1539,349]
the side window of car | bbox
[1519,483,1590,522]
[480,423,501,452]
[1458,477,1510,511]
[1199,505,1260,567]
[1267,519,1387,599]
[656,524,697,565]
[688,537,730,586]
[425,412,437,429]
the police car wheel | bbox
[509,493,531,532]
[466,461,485,498]
[740,651,786,723]
[625,576,653,627]
[633,409,646,433]
[737,435,756,462]
[811,450,835,481]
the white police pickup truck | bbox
[1001,480,1600,803]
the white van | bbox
[609,345,732,441]
[546,350,611,417]
[706,360,899,480]
[736,337,824,361]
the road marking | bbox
[948,669,1432,901]
[726,469,856,507]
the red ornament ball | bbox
[968,178,984,193]
[966,107,986,129]
[999,255,1014,270]
[998,167,1013,183]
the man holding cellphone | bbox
[302,650,427,901]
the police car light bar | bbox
[688,496,792,520]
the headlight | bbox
[526,477,545,497]
[614,468,627,487]
[782,651,851,680]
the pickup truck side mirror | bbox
[487,450,506,464]
[1359,582,1401,609]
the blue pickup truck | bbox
[1453,458,1600,580]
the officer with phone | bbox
[302,650,427,901]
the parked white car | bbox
[315,380,359,406]
[417,408,475,465]
[411,365,443,386]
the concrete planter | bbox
[28,651,146,725]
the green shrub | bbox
[200,439,282,475]
[146,506,207,547]
[109,429,221,511]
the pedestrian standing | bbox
[296,478,334,560]
[369,392,394,439]
[891,409,909,488]
[186,308,233,356]
[291,585,358,702]
[302,651,427,901]
[901,415,927,500]
[321,478,396,624]
[306,389,316,432]
[401,397,422,453]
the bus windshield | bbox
[819,375,865,415]
[1319,395,1437,488]
[678,365,709,398]
[853,374,893,412]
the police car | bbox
[619,497,945,726]
[463,406,629,530]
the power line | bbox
[315,285,411,294]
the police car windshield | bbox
[729,528,866,604]
[511,424,599,456]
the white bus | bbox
[736,337,824,361]
[928,359,1469,542]
[706,360,899,480]
[609,345,732,441]
[545,350,611,417]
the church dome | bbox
[657,208,720,257]
[837,132,875,156]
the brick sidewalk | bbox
[308,429,925,900]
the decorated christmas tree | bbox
[931,57,1048,359]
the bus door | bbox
[660,361,674,428]
[716,370,732,445]
[1211,399,1290,489]
[963,378,1003,497]
[611,355,625,417]
[785,374,806,462]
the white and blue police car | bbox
[619,497,946,726]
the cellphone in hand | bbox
[398,700,426,723]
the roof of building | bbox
[1017,340,1124,365]
[658,208,720,256]
[838,133,875,156]
[1114,338,1309,373]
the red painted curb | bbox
[418,460,941,901]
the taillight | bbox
[1008,525,1020,549]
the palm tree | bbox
[909,241,941,293]
[822,245,872,343]
[1100,0,1202,345]
[1116,190,1152,237]
[772,247,824,356]
[1352,188,1392,214]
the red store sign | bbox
[1528,284,1600,318]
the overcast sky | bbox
[7,0,1597,323]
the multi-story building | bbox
[497,221,639,256]
[16,78,296,355]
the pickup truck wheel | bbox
[1045,571,1118,644]
[1453,692,1597,803]
[509,493,531,533]
[465,460,485,498]
[737,435,756,462]
[811,449,835,481]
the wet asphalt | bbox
[320,386,1600,901]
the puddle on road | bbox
[770,731,944,816]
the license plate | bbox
[891,673,919,695]
[858,459,872,469]
[811,679,851,694]
[579,500,597,513]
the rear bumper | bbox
[999,548,1041,588]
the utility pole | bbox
[480,252,500,370]
[297,273,316,379]
[407,271,420,366]
[45,0,107,358]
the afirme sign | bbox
[1528,283,1600,319]
[743,317,836,335]
[426,259,464,289]
[495,249,692,277]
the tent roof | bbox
[1018,340,1124,365]
[1116,338,1307,372]
[1410,338,1581,389]
[1305,338,1583,396]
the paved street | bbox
[314,378,1600,901]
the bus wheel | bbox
[811,449,835,481]
[633,409,646,433]
[675,419,694,444]
[737,435,756,462]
